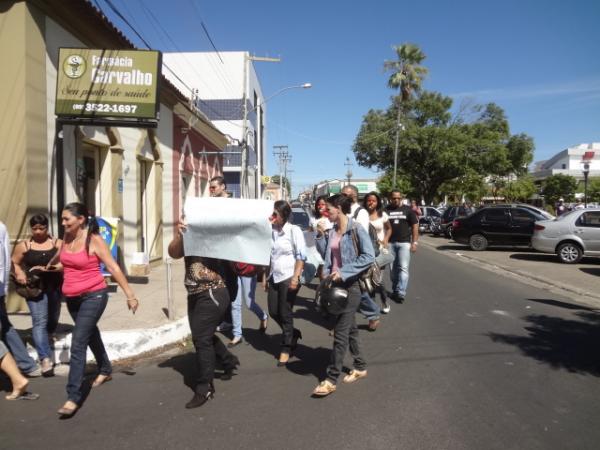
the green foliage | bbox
[353,44,535,204]
[270,175,291,196]
[503,175,536,202]
[587,177,600,202]
[383,43,428,102]
[439,172,487,203]
[542,174,578,204]
[376,171,412,198]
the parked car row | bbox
[447,204,600,264]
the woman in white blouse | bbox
[264,201,306,367]
[363,192,393,313]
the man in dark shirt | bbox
[384,190,419,303]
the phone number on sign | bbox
[72,103,138,113]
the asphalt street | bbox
[2,245,600,450]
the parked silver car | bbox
[531,208,600,263]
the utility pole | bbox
[273,145,290,200]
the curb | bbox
[420,239,600,306]
[29,316,191,364]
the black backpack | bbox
[353,207,380,257]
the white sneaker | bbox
[382,304,391,314]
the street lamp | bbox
[344,156,353,183]
[582,161,590,208]
[241,82,311,199]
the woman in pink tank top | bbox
[45,202,139,417]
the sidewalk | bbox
[9,259,191,363]
[419,234,600,307]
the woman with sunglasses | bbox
[12,214,63,377]
[264,200,306,367]
[313,194,374,396]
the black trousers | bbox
[327,283,366,383]
[267,276,300,352]
[187,287,236,395]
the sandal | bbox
[312,380,336,397]
[6,391,40,401]
[342,369,367,384]
[57,401,78,417]
[91,374,112,388]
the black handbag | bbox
[10,271,43,298]
[350,226,383,295]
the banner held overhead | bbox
[56,48,161,121]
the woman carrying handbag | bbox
[313,194,375,396]
[12,214,63,376]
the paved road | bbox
[2,245,600,450]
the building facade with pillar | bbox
[163,52,267,199]
[0,0,227,310]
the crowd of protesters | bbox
[0,178,420,414]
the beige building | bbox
[0,1,227,310]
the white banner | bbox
[183,197,273,265]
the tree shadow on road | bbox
[488,310,600,376]
[527,298,598,311]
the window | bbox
[511,208,535,223]
[577,212,600,228]
[561,163,566,169]
[482,208,508,224]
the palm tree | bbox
[384,43,428,188]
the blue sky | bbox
[96,0,600,196]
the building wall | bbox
[163,52,266,199]
[0,2,49,239]
[172,114,223,219]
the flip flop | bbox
[5,391,40,401]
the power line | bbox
[94,0,242,128]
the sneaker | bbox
[343,369,367,384]
[312,380,336,397]
[25,367,42,378]
[381,303,391,314]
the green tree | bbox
[503,175,536,202]
[383,43,428,188]
[376,171,412,199]
[270,175,291,196]
[353,91,533,204]
[542,174,578,204]
[586,177,600,202]
[439,172,487,203]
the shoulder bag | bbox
[350,225,383,295]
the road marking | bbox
[491,310,510,316]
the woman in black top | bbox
[12,215,62,377]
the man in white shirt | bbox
[0,221,41,376]
[341,185,381,331]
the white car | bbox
[531,208,600,263]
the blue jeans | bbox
[26,290,61,360]
[0,295,37,373]
[359,292,380,320]
[232,276,267,339]
[390,242,412,297]
[66,290,111,404]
